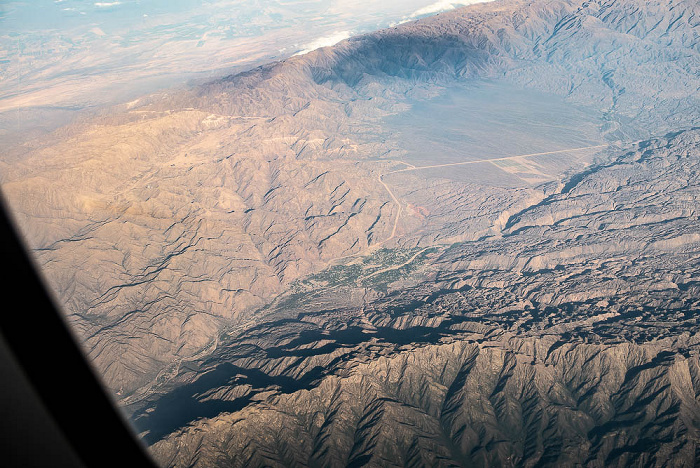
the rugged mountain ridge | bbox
[150,336,700,468]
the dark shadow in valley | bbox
[133,359,337,445]
[133,287,700,447]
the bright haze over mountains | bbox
[0,0,491,145]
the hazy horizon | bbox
[0,0,492,146]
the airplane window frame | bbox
[0,195,157,468]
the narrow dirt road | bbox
[378,144,607,244]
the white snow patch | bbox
[409,0,493,19]
[294,31,352,56]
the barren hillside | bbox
[1,0,699,466]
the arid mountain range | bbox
[2,0,699,466]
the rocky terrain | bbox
[1,0,699,466]
[143,127,700,467]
